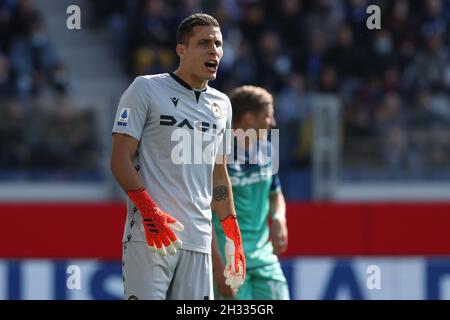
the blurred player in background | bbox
[110,13,245,300]
[212,85,290,300]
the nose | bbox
[209,43,219,57]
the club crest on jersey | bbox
[211,103,222,119]
[117,108,130,126]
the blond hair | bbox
[229,85,273,123]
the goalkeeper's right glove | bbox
[127,187,184,256]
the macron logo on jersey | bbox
[171,97,179,107]
[117,108,130,126]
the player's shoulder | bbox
[207,86,232,107]
[133,73,171,86]
[126,73,173,99]
[207,86,229,100]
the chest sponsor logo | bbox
[160,115,221,133]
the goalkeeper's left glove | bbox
[221,214,246,289]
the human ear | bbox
[176,44,185,60]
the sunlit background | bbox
[0,0,449,299]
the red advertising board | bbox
[1,202,450,259]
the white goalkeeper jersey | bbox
[112,73,232,254]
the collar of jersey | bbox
[169,72,207,92]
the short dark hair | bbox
[177,13,220,45]
[229,85,273,123]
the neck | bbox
[173,68,208,90]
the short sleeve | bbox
[112,76,151,141]
[270,173,281,194]
[217,98,233,156]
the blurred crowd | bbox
[91,0,450,181]
[0,97,99,179]
[0,0,99,178]
[0,0,69,99]
[1,0,450,187]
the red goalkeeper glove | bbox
[221,214,246,289]
[127,188,184,256]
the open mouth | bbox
[205,60,218,72]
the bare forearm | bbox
[270,191,286,219]
[269,191,288,255]
[110,134,143,193]
[212,165,235,220]
[110,156,143,192]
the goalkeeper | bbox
[110,13,245,300]
[212,85,290,300]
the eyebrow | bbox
[197,38,222,44]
